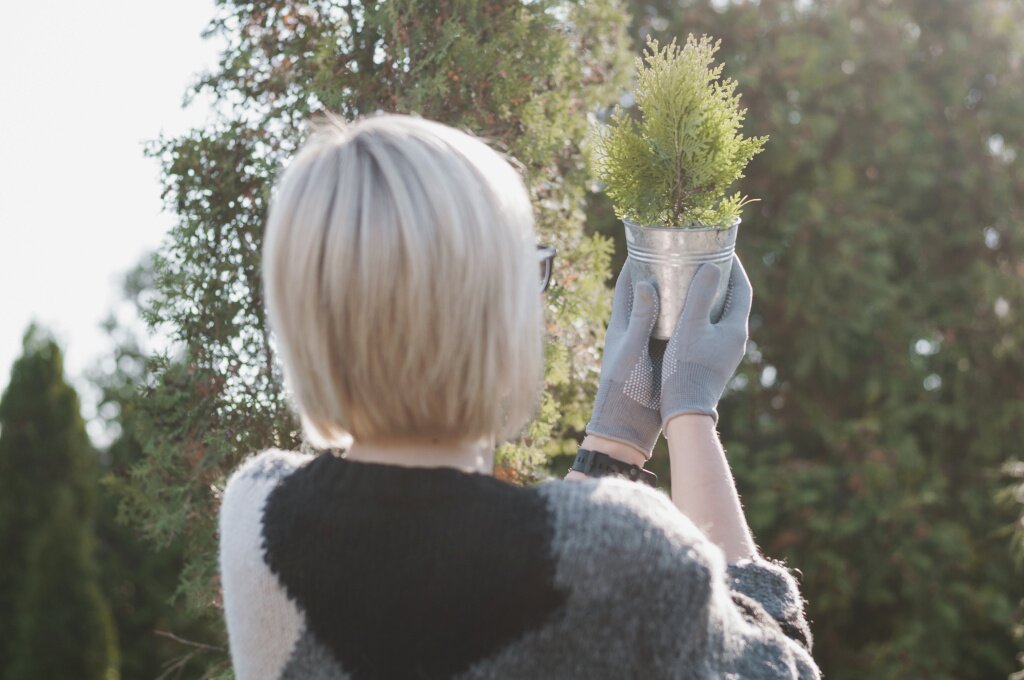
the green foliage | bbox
[87,260,229,680]
[120,0,634,661]
[1003,461,1024,572]
[1000,459,1024,677]
[0,324,119,680]
[589,33,767,227]
[9,488,120,680]
[600,1,1024,678]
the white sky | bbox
[0,0,224,448]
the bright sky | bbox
[0,0,223,448]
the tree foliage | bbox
[121,0,634,648]
[1001,458,1024,678]
[0,324,119,680]
[8,489,120,680]
[599,1,1024,677]
[88,258,229,679]
[589,33,767,226]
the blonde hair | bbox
[262,111,544,447]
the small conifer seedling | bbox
[589,34,768,228]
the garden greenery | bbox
[612,2,1024,677]
[110,1,634,655]
[590,33,767,227]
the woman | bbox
[218,110,820,679]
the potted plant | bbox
[588,33,767,339]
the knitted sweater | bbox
[218,448,821,680]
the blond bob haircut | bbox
[262,111,544,447]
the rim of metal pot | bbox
[622,216,741,232]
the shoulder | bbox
[532,479,820,677]
[535,476,723,602]
[493,478,728,675]
[218,448,315,577]
[219,446,315,560]
[224,447,315,492]
[220,449,314,515]
[537,476,722,562]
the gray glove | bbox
[585,262,663,457]
[660,254,753,426]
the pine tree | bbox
[8,488,119,680]
[0,323,118,679]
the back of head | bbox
[262,111,544,448]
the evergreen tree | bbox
[1003,459,1024,678]
[89,259,228,679]
[591,1,1024,677]
[0,323,119,679]
[8,488,119,680]
[121,0,635,631]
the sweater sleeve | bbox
[539,477,821,680]
[640,488,820,679]
[711,555,820,679]
[726,557,814,653]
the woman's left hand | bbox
[660,254,752,428]
[583,261,663,459]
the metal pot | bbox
[623,217,739,340]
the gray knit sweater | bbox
[219,448,820,679]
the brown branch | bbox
[154,629,225,653]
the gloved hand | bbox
[660,254,753,426]
[584,262,663,458]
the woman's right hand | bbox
[659,254,753,428]
[583,261,663,459]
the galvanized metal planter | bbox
[623,217,739,340]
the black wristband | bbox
[568,448,658,487]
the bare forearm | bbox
[566,420,756,563]
[664,414,757,562]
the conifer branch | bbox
[589,33,767,227]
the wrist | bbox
[661,405,718,430]
[580,434,648,467]
[664,413,717,455]
[664,412,716,431]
